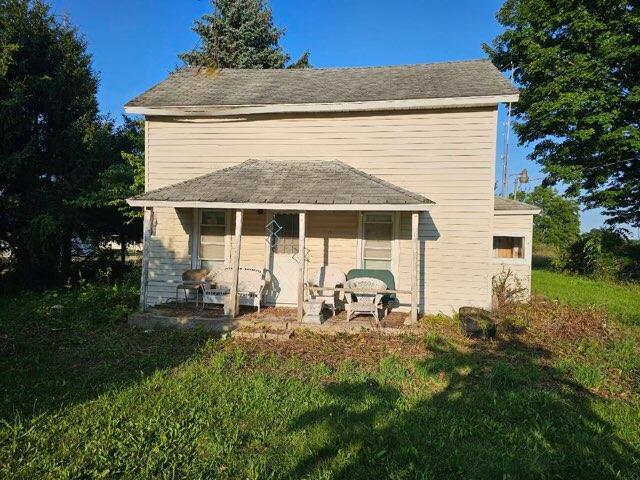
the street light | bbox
[513,169,529,201]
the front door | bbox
[266,213,300,305]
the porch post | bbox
[139,207,154,312]
[297,211,306,321]
[228,209,243,318]
[410,211,419,323]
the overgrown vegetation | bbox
[532,268,640,326]
[1,270,639,478]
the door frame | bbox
[264,210,302,305]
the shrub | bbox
[492,268,527,312]
[563,229,636,280]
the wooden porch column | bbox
[410,211,420,323]
[297,211,306,321]
[139,207,154,312]
[228,209,243,318]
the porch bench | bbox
[201,266,269,312]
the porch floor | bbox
[128,303,421,336]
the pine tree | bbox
[179,0,309,69]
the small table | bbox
[302,299,325,324]
[176,281,206,307]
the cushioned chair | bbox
[346,269,397,315]
[344,277,387,322]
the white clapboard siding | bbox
[144,107,499,313]
[492,213,535,296]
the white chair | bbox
[202,267,269,312]
[344,277,387,322]
[306,265,346,316]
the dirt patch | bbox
[502,295,613,343]
[234,330,432,367]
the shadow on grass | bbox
[289,337,638,478]
[0,318,213,422]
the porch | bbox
[127,160,435,325]
[129,303,421,337]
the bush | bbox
[492,268,527,312]
[0,272,140,330]
[563,229,638,281]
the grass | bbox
[0,274,639,478]
[532,268,640,325]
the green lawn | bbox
[532,268,640,325]
[1,276,639,478]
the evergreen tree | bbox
[180,0,310,69]
[485,0,640,228]
[0,0,99,285]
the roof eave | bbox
[494,208,541,215]
[126,199,434,212]
[124,94,519,117]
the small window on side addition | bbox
[493,236,524,259]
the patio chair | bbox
[202,266,269,312]
[346,269,397,316]
[176,268,210,306]
[306,265,346,316]
[344,277,387,322]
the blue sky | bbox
[49,0,624,234]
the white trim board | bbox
[127,199,433,212]
[124,94,519,117]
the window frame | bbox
[357,212,399,277]
[192,209,230,271]
[492,231,528,264]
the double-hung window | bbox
[199,211,226,271]
[362,213,393,270]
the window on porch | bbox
[362,213,393,269]
[200,210,226,270]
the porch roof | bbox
[127,159,434,211]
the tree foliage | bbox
[485,0,640,228]
[75,117,144,261]
[522,186,580,248]
[0,0,100,285]
[179,0,310,69]
[0,0,143,286]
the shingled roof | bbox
[128,160,434,211]
[125,59,517,109]
[494,197,540,212]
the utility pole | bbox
[500,64,515,197]
[500,101,512,197]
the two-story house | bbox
[125,59,539,321]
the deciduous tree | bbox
[485,0,640,228]
[522,186,580,248]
